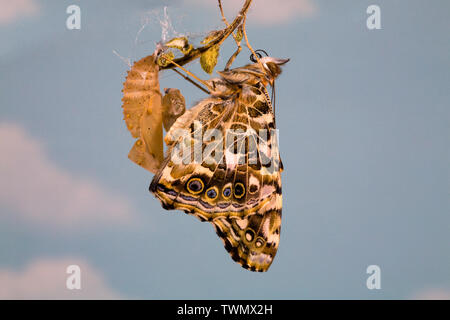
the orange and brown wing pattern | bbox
[150,80,283,272]
[212,192,282,272]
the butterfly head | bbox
[217,57,289,88]
[259,56,290,79]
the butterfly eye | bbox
[187,178,204,194]
[206,187,218,199]
[234,182,245,199]
[222,186,232,199]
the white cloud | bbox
[187,0,316,25]
[0,123,135,228]
[411,288,450,300]
[0,258,122,299]
[0,0,39,25]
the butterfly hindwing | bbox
[212,179,282,272]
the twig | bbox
[159,0,253,70]
[218,0,230,27]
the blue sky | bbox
[0,0,449,299]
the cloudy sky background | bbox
[0,0,449,299]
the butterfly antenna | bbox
[249,49,268,63]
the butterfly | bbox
[149,56,289,272]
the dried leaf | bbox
[165,37,193,54]
[200,45,220,74]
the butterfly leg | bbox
[171,68,209,94]
[241,15,265,73]
[224,32,242,71]
[169,60,212,94]
[218,0,243,71]
[218,2,263,72]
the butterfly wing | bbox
[150,83,282,271]
[212,191,282,272]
